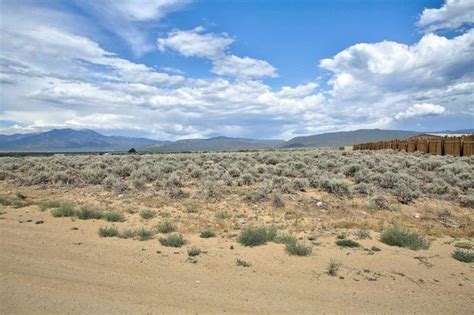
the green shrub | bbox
[368,195,390,210]
[187,246,201,257]
[98,226,119,237]
[200,229,216,238]
[102,212,125,222]
[136,227,154,241]
[155,220,176,234]
[119,228,137,239]
[286,241,312,256]
[140,209,156,219]
[380,226,430,250]
[327,259,340,276]
[77,207,104,220]
[238,226,277,247]
[51,204,76,217]
[452,249,474,263]
[354,229,371,239]
[336,239,360,248]
[159,234,185,247]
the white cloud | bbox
[395,103,446,120]
[418,0,474,32]
[73,0,190,55]
[157,26,234,59]
[211,55,277,78]
[157,27,277,79]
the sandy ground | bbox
[1,199,473,314]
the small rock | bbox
[35,220,44,224]
[413,213,422,219]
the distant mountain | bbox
[145,136,285,152]
[0,129,167,152]
[282,129,420,148]
[282,129,473,148]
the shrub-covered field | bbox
[1,149,472,207]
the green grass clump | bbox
[51,204,76,217]
[200,229,216,238]
[238,226,277,247]
[77,207,104,220]
[380,226,430,250]
[98,226,119,237]
[102,212,125,222]
[452,249,474,263]
[136,227,154,241]
[140,209,156,219]
[187,246,201,257]
[0,196,12,206]
[336,239,360,248]
[155,220,176,233]
[159,234,185,247]
[286,241,312,256]
[454,242,473,250]
[38,200,61,211]
[119,228,137,239]
[326,259,340,276]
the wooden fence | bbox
[353,135,474,157]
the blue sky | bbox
[0,0,472,140]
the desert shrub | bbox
[228,168,241,178]
[187,246,201,257]
[155,220,176,234]
[239,173,254,186]
[103,175,129,193]
[200,229,216,238]
[326,259,340,276]
[336,239,360,248]
[103,212,125,222]
[293,178,309,191]
[159,234,185,247]
[119,228,137,239]
[51,204,76,217]
[77,207,104,220]
[319,177,352,196]
[236,258,251,267]
[354,182,375,195]
[454,242,473,250]
[380,226,430,250]
[0,196,11,206]
[427,178,450,195]
[168,187,189,199]
[238,226,277,247]
[98,226,119,237]
[459,195,474,208]
[343,164,360,177]
[286,241,312,256]
[140,209,156,219]
[394,182,420,204]
[272,194,285,208]
[201,181,220,199]
[82,168,107,184]
[452,249,474,263]
[136,227,154,241]
[166,173,183,188]
[368,195,390,210]
[354,229,371,239]
[281,183,295,194]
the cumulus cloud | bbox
[157,26,234,59]
[157,27,277,79]
[418,0,474,32]
[395,103,446,120]
[212,55,277,78]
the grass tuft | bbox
[336,239,360,248]
[77,207,103,220]
[286,241,312,256]
[238,226,277,247]
[327,259,340,276]
[102,212,125,222]
[159,234,185,247]
[200,229,216,238]
[452,249,474,263]
[51,204,76,217]
[136,227,154,241]
[98,226,119,237]
[140,209,156,220]
[187,246,201,257]
[380,226,430,250]
[155,220,176,234]
[236,258,251,267]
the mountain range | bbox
[0,128,471,152]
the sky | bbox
[0,0,473,140]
